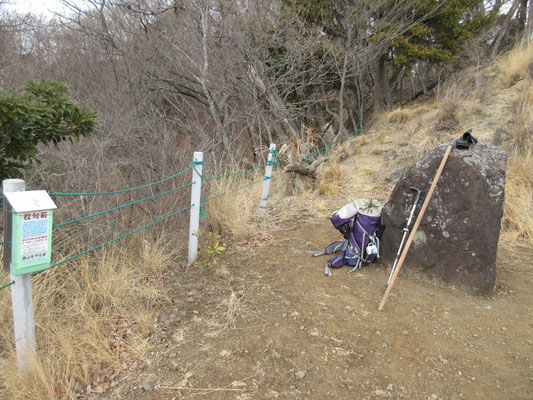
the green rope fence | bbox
[199,176,266,217]
[49,166,193,197]
[53,182,193,229]
[204,163,268,182]
[33,203,193,276]
[1,130,360,287]
[1,155,274,284]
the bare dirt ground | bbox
[106,212,533,400]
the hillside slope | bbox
[98,46,533,400]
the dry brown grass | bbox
[317,163,343,196]
[334,140,360,161]
[501,149,533,244]
[386,108,415,124]
[275,124,326,165]
[509,83,533,151]
[434,83,464,130]
[204,171,265,238]
[0,238,172,399]
[360,166,375,176]
[496,42,533,87]
[404,133,439,163]
[222,291,242,330]
[494,56,533,246]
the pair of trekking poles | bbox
[385,186,422,288]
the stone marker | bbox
[381,142,506,295]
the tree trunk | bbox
[336,24,352,141]
[490,0,521,59]
[200,6,236,164]
[247,65,298,140]
[524,0,533,42]
[337,50,348,140]
[373,54,392,113]
[518,0,528,32]
[352,56,365,129]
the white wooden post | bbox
[259,143,276,215]
[188,152,203,266]
[2,179,36,372]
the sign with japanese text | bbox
[21,211,49,265]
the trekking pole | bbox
[379,145,453,311]
[385,186,422,288]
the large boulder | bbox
[381,143,507,295]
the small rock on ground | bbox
[295,370,306,379]
[142,380,156,391]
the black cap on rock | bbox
[455,129,478,150]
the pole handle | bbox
[409,186,422,208]
[405,186,423,228]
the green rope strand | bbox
[267,176,289,199]
[267,148,276,166]
[301,121,364,162]
[192,160,203,181]
[231,177,264,192]
[202,193,225,204]
[204,163,267,183]
[0,281,15,291]
[54,182,193,229]
[273,173,298,205]
[199,176,265,217]
[50,166,193,197]
[205,177,265,203]
[33,204,193,276]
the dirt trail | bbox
[112,215,533,400]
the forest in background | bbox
[1,0,532,182]
[0,0,530,256]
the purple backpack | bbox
[322,199,383,275]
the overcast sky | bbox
[5,0,513,19]
[5,0,80,18]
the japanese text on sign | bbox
[21,211,49,264]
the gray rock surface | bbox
[381,143,507,295]
[295,370,306,379]
[142,380,156,391]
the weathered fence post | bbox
[259,143,276,215]
[188,152,203,266]
[3,179,36,372]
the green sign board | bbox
[4,191,57,276]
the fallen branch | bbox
[284,157,327,180]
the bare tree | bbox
[490,0,522,58]
[524,0,533,41]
